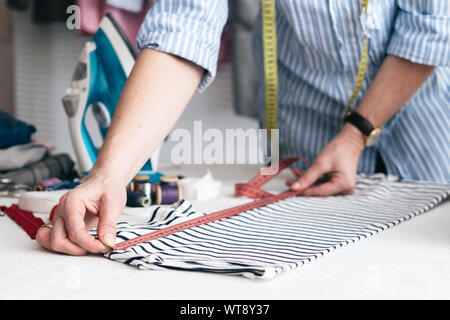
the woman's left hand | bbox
[287,123,365,196]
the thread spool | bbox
[34,178,62,191]
[152,178,182,205]
[44,181,79,191]
[159,176,179,183]
[133,175,152,200]
[138,182,152,199]
[133,175,149,192]
[126,190,150,207]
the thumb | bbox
[97,195,122,249]
[291,160,327,191]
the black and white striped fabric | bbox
[102,175,449,279]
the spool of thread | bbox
[126,190,150,207]
[160,176,183,183]
[34,177,62,191]
[132,175,152,202]
[152,179,182,205]
[45,181,79,191]
[137,181,152,200]
[133,175,149,192]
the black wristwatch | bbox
[343,111,381,147]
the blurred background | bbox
[0,0,260,164]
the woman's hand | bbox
[36,49,202,256]
[36,175,126,255]
[287,56,436,196]
[287,123,365,196]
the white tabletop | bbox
[0,163,449,300]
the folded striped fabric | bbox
[100,175,449,279]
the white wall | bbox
[13,9,257,168]
[14,10,87,158]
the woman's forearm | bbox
[291,55,436,195]
[340,55,435,147]
[88,48,203,184]
[356,55,435,128]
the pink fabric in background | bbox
[77,0,151,50]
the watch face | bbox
[366,128,382,147]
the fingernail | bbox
[291,182,301,190]
[102,233,116,249]
[100,244,111,253]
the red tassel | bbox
[0,205,44,239]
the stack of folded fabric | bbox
[0,111,78,187]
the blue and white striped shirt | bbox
[137,0,450,183]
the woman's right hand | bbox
[36,49,203,256]
[36,175,126,255]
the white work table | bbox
[0,163,449,300]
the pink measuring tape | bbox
[114,158,302,250]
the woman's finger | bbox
[62,197,110,253]
[84,211,99,232]
[290,160,328,191]
[36,210,85,255]
[286,179,296,186]
[96,194,124,249]
[301,176,354,197]
[291,167,303,177]
[36,225,52,250]
[49,215,87,256]
[301,182,341,197]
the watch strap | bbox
[343,111,374,137]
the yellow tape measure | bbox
[261,0,278,137]
[261,0,370,126]
[342,0,369,119]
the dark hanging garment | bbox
[0,154,78,186]
[0,111,36,149]
[7,0,30,11]
[31,0,75,23]
[7,0,75,23]
[230,0,259,118]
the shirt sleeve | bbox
[137,0,228,92]
[387,0,450,67]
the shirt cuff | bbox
[387,10,450,67]
[137,8,227,93]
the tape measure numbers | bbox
[235,157,300,199]
[261,0,278,137]
[342,0,370,119]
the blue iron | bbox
[62,13,162,182]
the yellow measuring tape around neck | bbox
[261,0,278,138]
[261,0,370,127]
[342,0,370,119]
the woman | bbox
[37,0,449,255]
